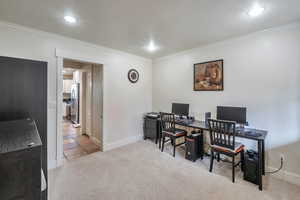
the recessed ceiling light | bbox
[146,40,158,52]
[248,4,265,17]
[64,15,77,24]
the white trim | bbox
[56,57,64,168]
[268,167,300,186]
[55,49,108,66]
[48,159,57,170]
[55,48,106,168]
[91,136,101,146]
[103,135,143,152]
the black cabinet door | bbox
[0,56,47,200]
[144,118,158,139]
[0,148,42,200]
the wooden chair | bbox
[160,112,187,157]
[208,119,245,183]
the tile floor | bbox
[63,120,100,160]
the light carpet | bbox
[49,140,300,200]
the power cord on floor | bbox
[206,152,284,174]
[265,157,283,174]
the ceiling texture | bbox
[0,0,300,58]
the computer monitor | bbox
[217,106,247,124]
[172,103,189,117]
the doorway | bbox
[61,58,103,160]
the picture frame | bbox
[193,59,224,91]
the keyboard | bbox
[236,128,262,137]
[175,119,193,125]
[245,131,262,137]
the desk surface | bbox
[175,120,267,141]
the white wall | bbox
[153,23,300,177]
[0,21,152,169]
[1,18,299,180]
[63,79,72,93]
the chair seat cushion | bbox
[211,142,244,153]
[163,128,187,137]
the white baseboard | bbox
[91,136,101,146]
[103,135,143,152]
[268,166,300,186]
[48,159,57,170]
[48,156,65,170]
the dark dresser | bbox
[0,119,43,200]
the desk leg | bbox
[262,140,265,175]
[158,127,162,150]
[258,140,263,191]
[200,129,204,159]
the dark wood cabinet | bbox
[143,117,161,144]
[0,56,47,200]
[0,119,42,200]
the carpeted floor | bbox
[49,140,300,200]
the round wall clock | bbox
[128,69,139,83]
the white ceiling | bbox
[0,0,299,58]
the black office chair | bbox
[160,112,187,157]
[208,119,245,183]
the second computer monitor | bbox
[172,103,189,117]
[217,106,247,124]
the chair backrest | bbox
[208,119,236,150]
[160,112,175,134]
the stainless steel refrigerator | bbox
[70,83,80,124]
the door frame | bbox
[55,49,106,167]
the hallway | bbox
[63,120,100,160]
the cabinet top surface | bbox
[0,119,42,154]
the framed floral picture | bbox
[194,59,223,91]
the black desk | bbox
[160,120,267,191]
